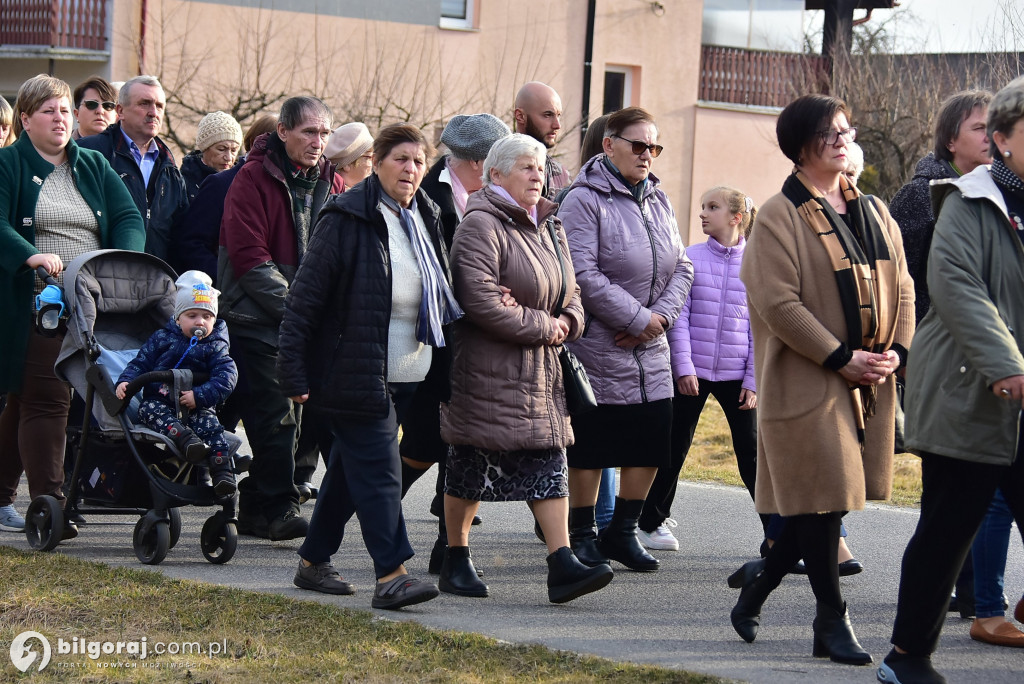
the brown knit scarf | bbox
[782,171,901,443]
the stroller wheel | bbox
[168,508,182,549]
[25,495,64,552]
[133,516,170,565]
[201,514,237,564]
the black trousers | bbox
[891,450,1024,654]
[639,379,758,532]
[293,403,333,484]
[225,335,300,520]
[298,383,417,578]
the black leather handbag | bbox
[547,219,597,416]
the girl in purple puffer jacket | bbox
[638,186,766,550]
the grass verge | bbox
[0,547,723,683]
[683,401,923,507]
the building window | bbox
[603,66,637,114]
[440,0,476,30]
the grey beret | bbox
[439,113,511,161]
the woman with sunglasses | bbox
[71,76,118,140]
[558,106,692,573]
[732,94,913,665]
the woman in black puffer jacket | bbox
[277,123,459,611]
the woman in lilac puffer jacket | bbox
[637,186,765,552]
[558,107,693,573]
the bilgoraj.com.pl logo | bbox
[9,631,227,671]
[9,631,51,672]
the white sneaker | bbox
[0,504,25,532]
[637,518,679,551]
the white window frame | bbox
[440,0,476,30]
[604,65,635,112]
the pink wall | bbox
[685,104,794,245]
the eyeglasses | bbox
[612,134,664,158]
[818,127,857,146]
[81,100,116,112]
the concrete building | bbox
[0,0,845,244]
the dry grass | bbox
[682,401,923,507]
[0,548,724,683]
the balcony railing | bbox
[699,45,829,108]
[0,0,107,51]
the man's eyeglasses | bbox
[612,134,664,158]
[818,127,857,146]
[81,100,116,112]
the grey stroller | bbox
[23,249,244,564]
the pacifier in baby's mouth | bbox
[190,326,207,339]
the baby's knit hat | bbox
[195,111,243,152]
[440,113,510,161]
[174,270,219,320]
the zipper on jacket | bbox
[634,347,648,403]
[638,195,656,402]
[712,248,730,376]
[638,196,658,307]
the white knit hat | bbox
[324,122,374,167]
[195,111,243,152]
[173,270,219,320]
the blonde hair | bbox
[13,74,72,137]
[0,95,14,147]
[703,186,758,238]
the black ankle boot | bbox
[439,546,488,597]
[597,498,659,572]
[167,422,209,464]
[209,452,236,497]
[569,506,609,567]
[731,564,781,643]
[812,602,872,665]
[546,546,613,604]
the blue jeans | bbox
[298,383,417,579]
[596,468,616,529]
[972,489,1019,617]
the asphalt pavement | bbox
[3,443,1022,683]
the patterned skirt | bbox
[445,445,568,502]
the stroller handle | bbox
[118,370,210,414]
[36,266,59,286]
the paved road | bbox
[3,454,1022,683]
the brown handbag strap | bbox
[546,218,567,318]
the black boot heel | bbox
[727,558,766,589]
[811,602,872,665]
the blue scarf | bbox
[379,192,463,346]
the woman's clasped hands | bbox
[839,349,900,386]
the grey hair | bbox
[482,133,546,187]
[279,96,332,131]
[844,141,865,184]
[118,75,163,107]
[988,76,1024,158]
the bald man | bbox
[514,81,571,200]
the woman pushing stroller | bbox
[115,270,238,497]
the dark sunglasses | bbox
[81,99,116,112]
[612,134,663,158]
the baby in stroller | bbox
[115,271,238,496]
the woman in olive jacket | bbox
[0,75,144,534]
[883,76,1024,684]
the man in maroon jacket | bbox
[217,96,336,540]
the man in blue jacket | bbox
[78,75,188,262]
